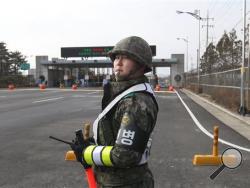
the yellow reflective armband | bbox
[101,146,113,166]
[83,145,96,165]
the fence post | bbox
[246,24,250,112]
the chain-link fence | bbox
[184,67,250,112]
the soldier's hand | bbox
[71,139,92,169]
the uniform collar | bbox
[102,76,149,110]
[110,76,148,97]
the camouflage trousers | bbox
[96,168,154,188]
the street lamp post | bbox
[177,37,189,72]
[176,10,203,93]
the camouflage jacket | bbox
[94,76,158,186]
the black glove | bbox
[71,130,94,169]
[71,138,92,168]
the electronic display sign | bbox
[61,46,156,58]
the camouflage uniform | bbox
[80,36,158,187]
[94,75,158,187]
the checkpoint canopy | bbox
[35,45,184,87]
[57,46,181,70]
[45,58,178,69]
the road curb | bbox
[181,88,250,141]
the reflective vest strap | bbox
[93,83,154,143]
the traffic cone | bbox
[168,85,174,91]
[39,84,46,91]
[72,84,78,90]
[8,84,15,90]
[193,126,222,166]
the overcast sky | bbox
[1,0,249,76]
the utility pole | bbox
[202,10,214,49]
[247,24,250,112]
[198,10,201,93]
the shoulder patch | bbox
[121,112,130,126]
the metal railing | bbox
[184,67,250,112]
[185,68,244,89]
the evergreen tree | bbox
[229,29,242,69]
[0,42,9,76]
[0,42,27,76]
[201,29,242,74]
[200,42,218,74]
[9,51,27,75]
[214,30,242,71]
[216,31,232,71]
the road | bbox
[0,88,249,188]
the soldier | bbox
[75,36,158,187]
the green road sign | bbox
[20,63,30,70]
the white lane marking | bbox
[72,95,86,98]
[175,90,250,153]
[0,96,7,98]
[45,90,61,93]
[155,90,175,93]
[32,97,64,103]
[87,91,99,95]
[72,95,101,98]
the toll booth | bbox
[35,46,184,88]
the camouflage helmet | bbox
[108,36,152,73]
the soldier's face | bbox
[113,55,140,81]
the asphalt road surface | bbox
[0,88,249,188]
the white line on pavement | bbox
[72,94,100,97]
[32,97,64,104]
[87,91,100,95]
[0,96,7,98]
[72,95,87,98]
[175,90,250,153]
